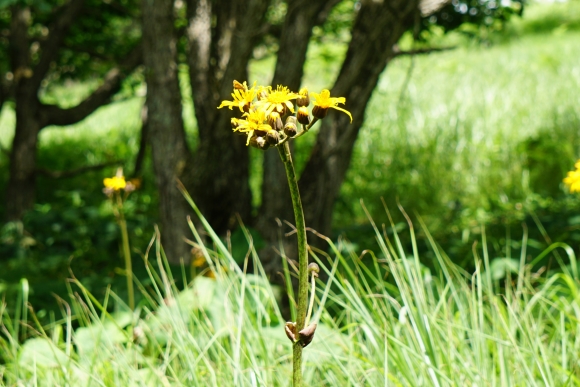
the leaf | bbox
[490,258,519,280]
[74,321,128,355]
[19,338,69,368]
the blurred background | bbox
[0,0,579,316]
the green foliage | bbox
[1,0,580,332]
[333,12,580,263]
[426,0,524,34]
[0,0,140,95]
[3,199,580,385]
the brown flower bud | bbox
[297,88,310,107]
[250,136,269,150]
[265,130,280,146]
[285,322,297,342]
[102,187,114,197]
[299,323,317,347]
[284,116,298,137]
[268,112,283,131]
[297,107,311,126]
[312,105,328,120]
[284,122,297,138]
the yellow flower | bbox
[257,85,299,116]
[234,109,273,145]
[192,255,206,268]
[103,176,126,191]
[564,160,580,193]
[311,89,352,122]
[218,81,257,113]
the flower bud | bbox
[312,105,328,120]
[308,262,320,278]
[250,135,269,150]
[268,112,283,131]
[297,107,311,126]
[284,122,297,137]
[265,130,280,146]
[297,88,310,107]
[285,322,297,342]
[299,323,317,347]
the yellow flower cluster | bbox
[564,160,580,193]
[103,168,140,196]
[104,176,126,191]
[218,81,352,149]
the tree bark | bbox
[5,90,41,220]
[299,0,420,239]
[5,6,36,221]
[142,0,193,264]
[256,0,340,279]
[185,0,270,234]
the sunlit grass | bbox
[339,27,580,233]
[2,198,580,385]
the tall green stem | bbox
[116,194,135,311]
[278,141,308,387]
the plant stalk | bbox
[278,140,308,387]
[116,193,135,311]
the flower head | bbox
[218,81,257,113]
[257,85,299,116]
[103,168,128,196]
[564,160,580,193]
[104,176,126,191]
[234,109,273,145]
[311,89,352,122]
[104,167,127,191]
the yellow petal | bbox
[331,106,353,123]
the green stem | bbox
[278,141,308,387]
[116,194,135,311]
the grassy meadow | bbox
[2,1,580,384]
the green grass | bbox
[2,197,580,385]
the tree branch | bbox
[30,0,85,90]
[36,161,122,179]
[391,45,456,58]
[39,43,142,128]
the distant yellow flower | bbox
[218,81,257,113]
[234,109,273,145]
[564,160,580,193]
[257,85,299,116]
[103,176,126,191]
[311,89,352,122]
[192,255,205,268]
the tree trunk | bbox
[299,0,420,239]
[5,86,41,220]
[185,0,270,234]
[4,2,139,221]
[256,0,340,279]
[142,0,193,264]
